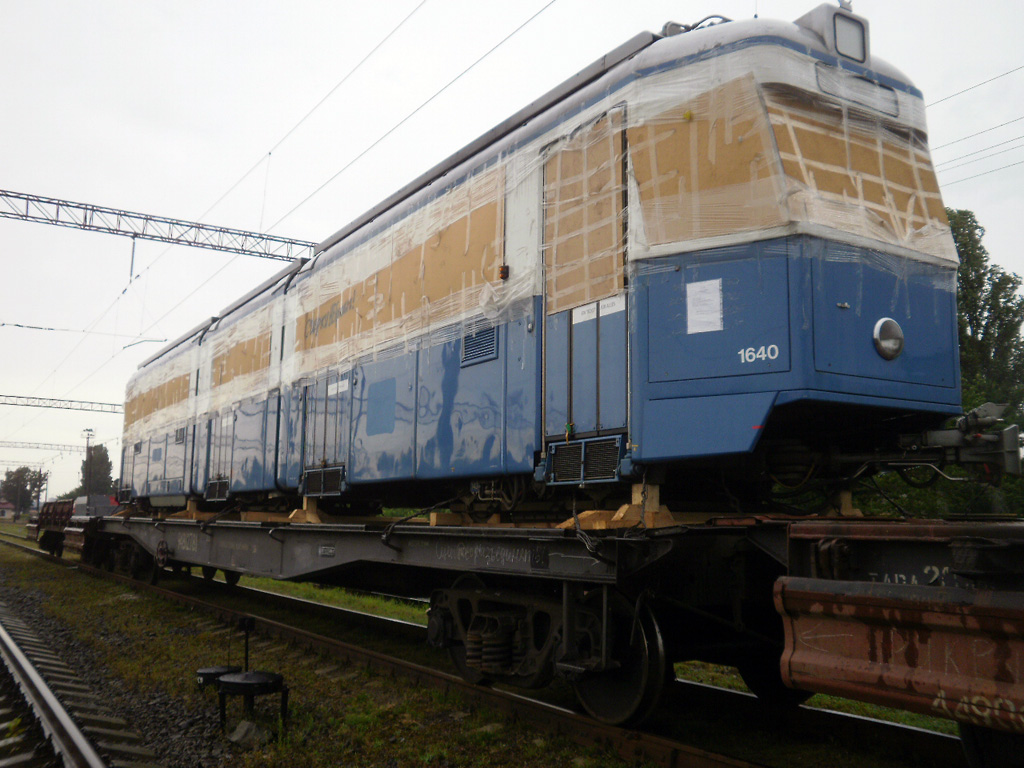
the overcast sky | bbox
[1,0,1021,497]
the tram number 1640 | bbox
[738,345,780,364]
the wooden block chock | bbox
[289,495,322,524]
[556,484,679,530]
[632,482,660,514]
[830,488,863,518]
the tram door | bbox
[542,110,628,446]
[302,371,351,492]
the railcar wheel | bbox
[959,724,1024,768]
[201,566,217,582]
[737,652,812,708]
[572,593,667,726]
[128,545,161,585]
[223,570,241,586]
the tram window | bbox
[834,14,866,62]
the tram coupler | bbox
[899,402,1022,477]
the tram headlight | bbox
[873,318,904,361]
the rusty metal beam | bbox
[775,576,1024,736]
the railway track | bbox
[209,577,968,768]
[0,599,162,768]
[0,532,967,767]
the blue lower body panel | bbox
[631,236,961,463]
[638,392,777,461]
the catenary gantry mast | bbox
[0,189,316,262]
[0,441,86,452]
[0,395,123,414]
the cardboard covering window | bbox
[125,372,190,428]
[628,75,784,246]
[543,112,625,315]
[764,87,949,247]
[294,167,506,364]
[212,332,272,388]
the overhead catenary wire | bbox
[1,3,433,450]
[933,133,1024,167]
[943,158,1024,186]
[0,322,165,344]
[9,2,563,483]
[268,0,561,231]
[198,0,430,223]
[934,142,1024,174]
[23,1,562,445]
[932,115,1024,151]
[927,64,1024,107]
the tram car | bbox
[117,5,989,520]
[102,1,1024,742]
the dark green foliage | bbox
[81,443,115,495]
[58,444,117,500]
[1,467,48,511]
[951,208,1024,416]
[857,209,1023,517]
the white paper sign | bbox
[572,303,598,324]
[599,295,625,316]
[686,279,723,334]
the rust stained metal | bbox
[775,576,1024,735]
[787,519,1024,544]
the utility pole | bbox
[82,428,94,512]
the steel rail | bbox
[0,611,109,768]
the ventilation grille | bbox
[461,326,499,367]
[583,438,621,480]
[205,480,229,501]
[550,443,583,483]
[174,427,186,445]
[548,437,622,484]
[304,466,345,497]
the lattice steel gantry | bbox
[0,189,317,262]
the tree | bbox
[1,467,47,512]
[27,469,48,509]
[851,209,1024,518]
[950,208,1024,418]
[81,444,115,496]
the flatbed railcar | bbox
[78,3,1023,764]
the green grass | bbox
[236,575,428,625]
[0,546,633,767]
[675,662,958,735]
[0,520,29,539]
